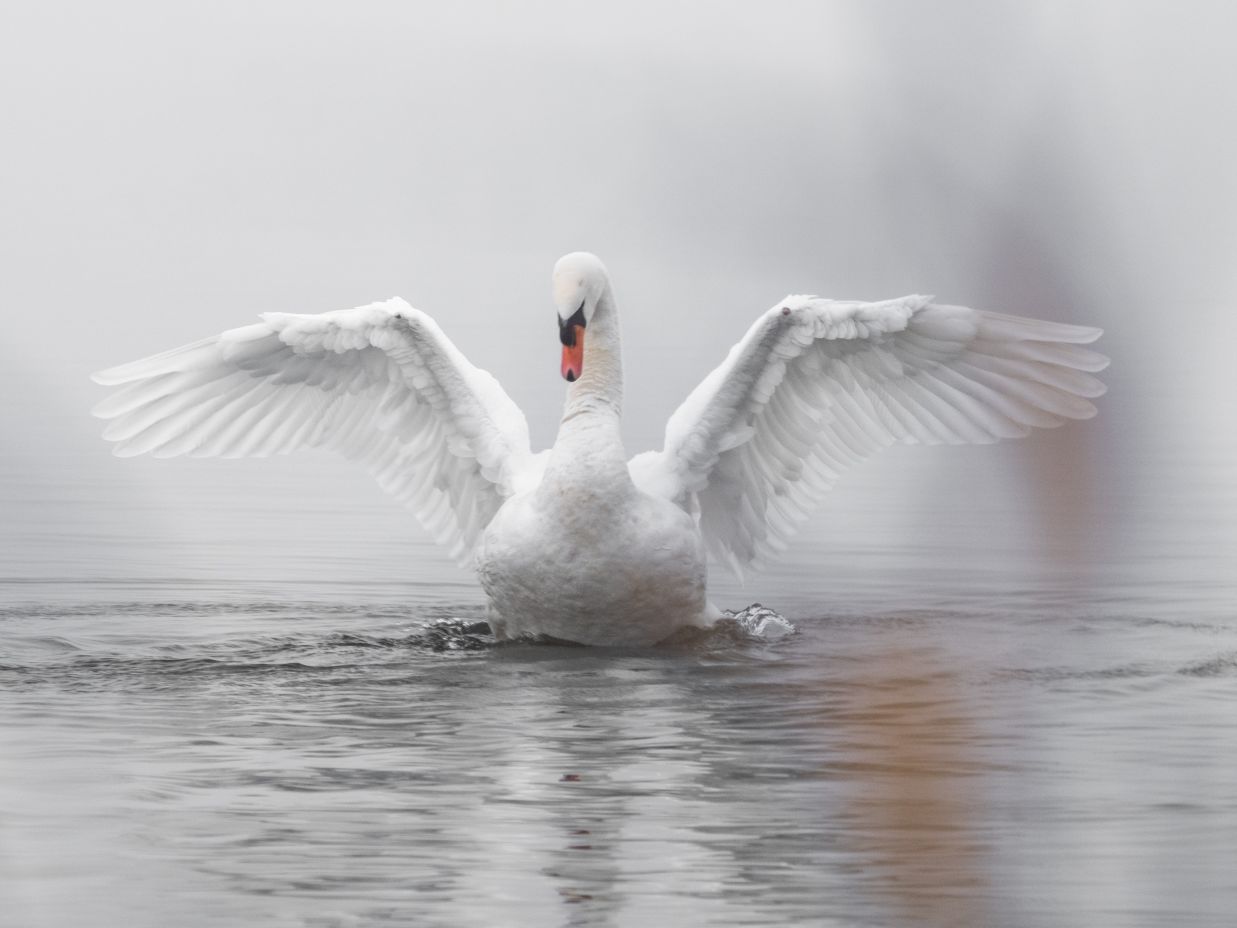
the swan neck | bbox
[564,283,622,419]
[551,283,627,478]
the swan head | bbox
[552,252,609,382]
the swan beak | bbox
[561,327,585,382]
[559,301,587,382]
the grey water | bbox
[2,429,1236,928]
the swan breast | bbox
[475,486,707,645]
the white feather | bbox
[631,294,1108,576]
[92,298,540,564]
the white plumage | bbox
[94,301,543,563]
[93,253,1106,645]
[629,293,1107,577]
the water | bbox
[2,434,1236,928]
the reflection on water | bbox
[3,584,1237,928]
[2,430,1236,927]
[844,643,993,928]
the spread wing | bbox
[92,298,542,563]
[629,294,1108,578]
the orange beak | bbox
[561,326,585,382]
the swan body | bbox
[476,468,713,645]
[92,252,1107,646]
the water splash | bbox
[420,618,494,651]
[719,603,797,640]
[421,608,796,651]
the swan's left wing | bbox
[629,295,1107,577]
[92,299,541,563]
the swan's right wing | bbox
[92,299,542,563]
[630,295,1107,577]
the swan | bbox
[92,252,1107,645]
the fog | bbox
[4,6,1237,927]
[1,0,1234,586]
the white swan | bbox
[92,252,1107,645]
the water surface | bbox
[2,437,1235,928]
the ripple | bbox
[0,608,808,698]
[5,588,1237,928]
[1177,652,1237,677]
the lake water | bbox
[2,426,1235,928]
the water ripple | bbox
[4,593,1237,928]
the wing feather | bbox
[630,294,1107,576]
[92,298,539,562]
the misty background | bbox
[1,0,1234,601]
[4,5,1237,927]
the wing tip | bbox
[1092,351,1112,372]
[91,367,128,386]
[1074,325,1104,345]
[979,311,1106,345]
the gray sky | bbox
[2,1,1235,584]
